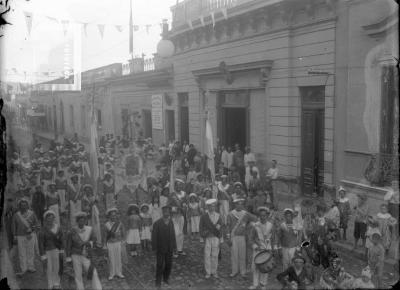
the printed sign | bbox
[152,94,163,130]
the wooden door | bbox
[301,109,316,195]
[166,110,175,142]
[180,106,189,143]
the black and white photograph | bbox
[0,0,398,289]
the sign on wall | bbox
[152,94,163,130]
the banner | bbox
[89,106,100,194]
[205,117,215,184]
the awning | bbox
[27,109,45,117]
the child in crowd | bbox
[352,266,375,289]
[105,208,125,281]
[325,201,340,241]
[337,187,351,240]
[126,204,141,257]
[375,203,397,255]
[368,233,385,288]
[353,194,369,250]
[150,196,162,224]
[188,193,201,239]
[140,204,152,252]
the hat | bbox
[161,205,171,211]
[43,210,56,219]
[74,211,87,220]
[18,197,30,206]
[257,206,270,213]
[140,203,150,211]
[189,193,197,198]
[71,174,79,180]
[205,198,217,205]
[175,178,184,184]
[203,188,212,193]
[284,208,294,214]
[233,198,245,203]
[106,207,118,216]
[221,175,228,179]
[82,184,93,191]
[234,182,243,188]
[292,253,305,263]
[361,266,372,279]
[338,186,346,193]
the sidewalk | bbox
[275,192,399,268]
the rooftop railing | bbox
[171,0,255,28]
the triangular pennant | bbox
[97,24,105,39]
[145,24,151,34]
[200,15,205,27]
[46,16,58,23]
[187,20,193,30]
[24,11,33,35]
[83,23,88,37]
[133,25,139,32]
[61,20,69,36]
[115,25,123,32]
[211,12,215,28]
[222,8,228,20]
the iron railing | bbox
[171,0,256,28]
[364,152,399,187]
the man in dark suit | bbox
[152,205,176,288]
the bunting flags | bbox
[20,8,160,40]
[97,24,105,39]
[24,11,32,35]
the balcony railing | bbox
[171,0,255,28]
[144,58,155,72]
[364,152,399,187]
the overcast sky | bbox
[0,0,178,83]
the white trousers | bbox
[17,235,35,272]
[45,249,60,289]
[282,247,296,271]
[219,200,229,224]
[107,242,123,277]
[70,200,82,228]
[58,189,67,212]
[71,254,102,290]
[49,204,60,226]
[204,237,219,275]
[231,236,246,276]
[176,232,184,252]
[191,216,200,233]
[252,250,268,287]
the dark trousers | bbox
[155,251,173,286]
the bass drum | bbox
[254,250,276,273]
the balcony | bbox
[171,0,256,28]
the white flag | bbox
[205,118,215,184]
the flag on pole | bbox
[211,12,215,28]
[129,0,133,55]
[205,115,215,185]
[97,24,105,39]
[169,160,175,194]
[89,105,100,194]
[24,11,33,35]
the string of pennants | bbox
[22,9,162,39]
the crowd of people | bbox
[3,134,398,290]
